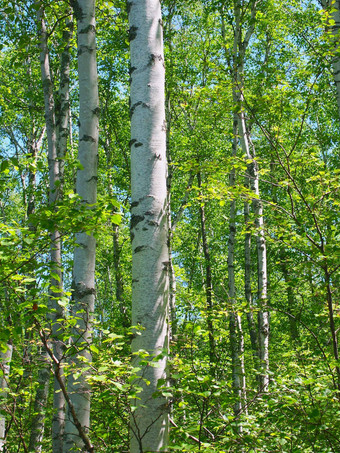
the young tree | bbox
[0,344,12,452]
[128,0,170,451]
[228,0,269,392]
[321,0,340,117]
[63,0,99,451]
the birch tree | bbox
[0,344,12,452]
[128,0,170,451]
[28,8,57,450]
[228,118,247,423]
[28,7,73,451]
[52,13,73,453]
[321,0,340,118]
[229,0,269,392]
[63,0,99,451]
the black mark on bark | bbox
[79,25,96,34]
[72,281,96,300]
[129,25,138,41]
[80,135,95,142]
[162,261,170,271]
[131,215,145,229]
[130,101,150,118]
[134,245,147,254]
[147,220,159,227]
[78,45,94,56]
[150,54,164,65]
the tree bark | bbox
[324,266,340,392]
[322,0,340,118]
[244,195,259,361]
[63,0,99,451]
[231,0,270,393]
[28,351,50,453]
[197,172,215,367]
[28,8,57,450]
[52,13,73,453]
[228,118,247,423]
[128,0,170,451]
[0,343,12,452]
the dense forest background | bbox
[0,0,339,452]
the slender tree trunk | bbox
[197,172,215,366]
[28,351,50,453]
[128,0,170,451]
[322,0,340,118]
[251,161,270,392]
[28,8,58,450]
[244,195,259,361]
[228,118,247,423]
[112,222,128,325]
[0,343,12,452]
[56,12,73,191]
[63,0,99,451]
[280,260,300,342]
[35,8,73,451]
[231,0,270,392]
[52,13,73,453]
[324,266,340,392]
[103,142,128,327]
[165,3,177,341]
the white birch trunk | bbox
[37,7,74,450]
[228,118,247,423]
[63,1,98,451]
[128,0,169,451]
[232,0,269,392]
[238,109,269,392]
[28,351,51,453]
[322,0,340,118]
[244,196,259,361]
[28,9,56,450]
[56,13,73,190]
[197,172,215,366]
[253,173,270,392]
[52,14,73,453]
[166,84,177,341]
[332,1,340,118]
[0,344,12,452]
